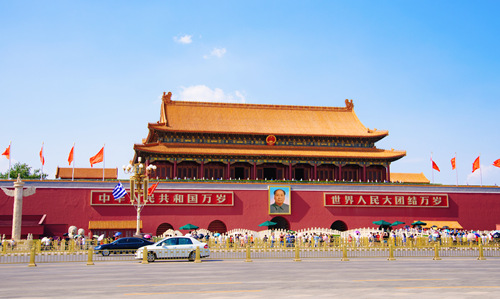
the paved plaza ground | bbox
[1,258,500,298]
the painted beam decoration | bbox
[324,192,449,208]
[91,190,234,206]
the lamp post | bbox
[123,157,157,237]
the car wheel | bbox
[188,251,196,261]
[147,252,156,262]
[102,250,110,256]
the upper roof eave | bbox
[147,122,389,139]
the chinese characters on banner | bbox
[324,192,449,208]
[91,190,234,206]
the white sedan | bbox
[135,236,210,262]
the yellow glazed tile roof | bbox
[419,221,463,229]
[390,172,430,184]
[134,143,406,161]
[88,221,142,229]
[55,167,118,179]
[156,98,388,138]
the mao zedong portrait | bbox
[270,188,290,214]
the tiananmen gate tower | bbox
[134,92,406,183]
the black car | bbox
[94,237,154,256]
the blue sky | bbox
[1,1,499,185]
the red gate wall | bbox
[1,181,499,238]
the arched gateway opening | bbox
[270,216,290,230]
[208,220,227,234]
[331,220,348,231]
[156,223,174,236]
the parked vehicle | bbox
[135,236,210,262]
[94,237,154,256]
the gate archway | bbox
[207,220,227,234]
[156,223,174,236]
[270,216,290,230]
[330,220,348,231]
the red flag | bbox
[1,144,10,159]
[68,145,74,165]
[148,182,159,196]
[451,157,456,170]
[89,147,104,167]
[493,159,500,168]
[472,156,480,173]
[39,143,45,165]
[432,160,440,172]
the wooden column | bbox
[226,162,231,180]
[173,160,177,178]
[289,163,292,180]
[386,163,390,182]
[313,163,317,180]
[200,161,204,179]
[338,164,342,181]
[363,165,367,182]
[253,162,257,180]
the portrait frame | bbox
[268,185,291,215]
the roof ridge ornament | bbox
[162,91,172,104]
[345,99,354,111]
[161,91,172,127]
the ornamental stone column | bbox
[1,175,36,240]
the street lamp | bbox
[123,157,157,236]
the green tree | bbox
[0,162,48,179]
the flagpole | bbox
[40,142,44,181]
[431,152,434,184]
[8,141,11,180]
[102,144,105,182]
[455,152,458,186]
[71,143,75,181]
[479,153,482,187]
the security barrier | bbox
[87,247,94,265]
[1,237,500,265]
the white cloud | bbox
[466,164,500,186]
[174,34,192,44]
[203,47,227,59]
[177,85,245,103]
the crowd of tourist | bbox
[183,227,500,248]
[2,226,500,252]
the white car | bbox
[135,236,210,262]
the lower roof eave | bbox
[135,150,406,163]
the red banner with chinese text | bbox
[324,192,448,208]
[91,190,234,206]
